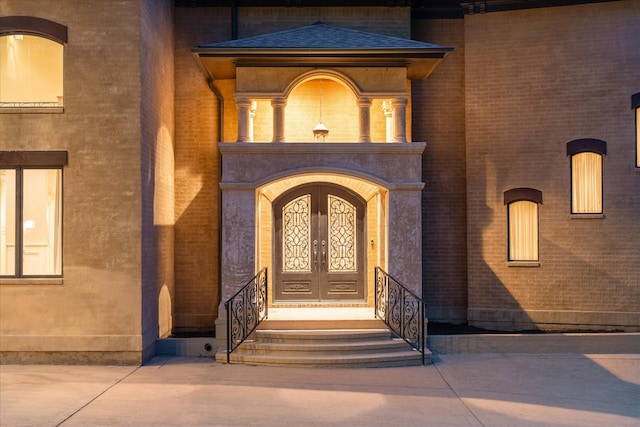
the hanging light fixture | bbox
[313,79,329,142]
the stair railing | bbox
[374,267,427,365]
[225,267,268,364]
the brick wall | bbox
[464,1,640,330]
[140,0,174,353]
[173,7,228,333]
[237,7,410,39]
[0,0,145,362]
[412,19,468,324]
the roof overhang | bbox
[192,48,452,81]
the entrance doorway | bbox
[274,184,366,302]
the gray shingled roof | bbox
[198,21,445,50]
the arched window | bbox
[504,188,542,262]
[567,139,606,214]
[0,17,66,108]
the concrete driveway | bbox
[1,353,638,426]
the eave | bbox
[192,47,452,81]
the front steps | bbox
[217,326,429,368]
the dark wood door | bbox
[274,184,365,302]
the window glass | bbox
[571,152,602,214]
[0,170,16,275]
[0,168,62,277]
[22,169,62,275]
[636,107,639,168]
[508,200,538,261]
[0,34,63,106]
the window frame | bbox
[0,151,67,279]
[566,139,606,216]
[504,188,542,266]
[0,16,67,113]
[632,93,640,169]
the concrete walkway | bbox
[1,354,638,426]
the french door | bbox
[274,184,365,302]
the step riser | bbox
[226,328,431,368]
[216,352,427,367]
[260,320,386,330]
[237,343,412,354]
[255,333,393,343]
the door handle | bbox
[321,240,326,267]
[313,240,318,269]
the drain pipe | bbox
[206,78,224,143]
[206,77,224,325]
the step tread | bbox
[255,329,393,341]
[237,338,414,353]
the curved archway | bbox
[285,74,359,142]
[283,69,363,99]
[256,172,388,306]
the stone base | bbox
[468,308,640,332]
[0,351,142,365]
[155,337,217,358]
[427,332,640,355]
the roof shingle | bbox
[199,21,446,50]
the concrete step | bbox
[238,338,412,354]
[258,319,386,330]
[219,328,430,368]
[223,350,425,368]
[254,328,393,343]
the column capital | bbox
[235,96,253,107]
[357,97,372,107]
[271,98,287,108]
[391,97,409,107]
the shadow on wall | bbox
[173,186,219,335]
[464,154,536,332]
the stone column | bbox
[392,98,408,143]
[382,101,394,143]
[358,97,372,143]
[249,101,257,142]
[235,97,251,142]
[215,187,257,352]
[387,186,424,295]
[272,98,287,142]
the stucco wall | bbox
[464,1,640,331]
[0,0,144,363]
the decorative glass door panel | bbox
[274,184,365,302]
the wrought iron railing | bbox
[374,267,427,364]
[225,268,268,363]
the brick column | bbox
[358,97,372,143]
[272,98,287,142]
